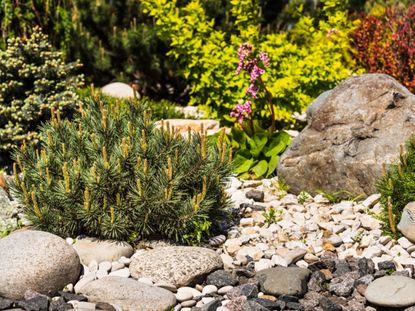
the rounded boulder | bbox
[0,230,81,299]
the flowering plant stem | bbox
[258,76,276,133]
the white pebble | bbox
[217,286,233,295]
[138,277,154,286]
[108,268,130,278]
[98,261,112,272]
[175,291,193,302]
[202,285,218,295]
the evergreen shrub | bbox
[0,28,83,156]
[9,96,232,243]
[376,137,415,237]
[377,136,415,236]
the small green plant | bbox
[263,208,282,226]
[0,28,83,160]
[298,191,312,204]
[317,189,364,203]
[9,96,232,243]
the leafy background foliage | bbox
[142,0,360,127]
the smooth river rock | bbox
[129,246,222,287]
[278,73,415,197]
[0,230,81,299]
[398,202,415,243]
[79,276,176,311]
[72,237,133,265]
[365,276,415,307]
[257,267,311,297]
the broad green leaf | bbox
[266,154,280,177]
[234,158,256,174]
[263,132,291,157]
[248,133,268,158]
[251,160,268,178]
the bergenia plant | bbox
[231,43,276,133]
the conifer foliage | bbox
[376,137,415,236]
[9,97,232,243]
[0,28,83,155]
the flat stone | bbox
[130,246,222,287]
[365,276,415,307]
[79,276,176,311]
[202,285,218,295]
[217,286,233,295]
[283,248,307,265]
[108,268,130,278]
[398,237,413,249]
[206,270,237,288]
[138,277,153,286]
[74,272,97,294]
[258,267,311,297]
[98,261,112,273]
[72,237,133,265]
[0,230,81,299]
[111,262,124,272]
[176,291,193,302]
[154,281,177,293]
[236,246,264,263]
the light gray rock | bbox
[398,202,415,243]
[278,74,415,197]
[101,82,138,99]
[258,267,311,297]
[365,276,415,307]
[129,246,222,287]
[72,237,133,265]
[0,230,81,299]
[79,276,175,311]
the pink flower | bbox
[250,65,265,82]
[246,83,258,98]
[236,43,253,75]
[259,52,269,67]
[230,101,252,124]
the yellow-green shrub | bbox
[142,0,361,125]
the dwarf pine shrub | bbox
[376,137,415,237]
[0,28,84,156]
[9,96,232,243]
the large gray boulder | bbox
[0,230,81,299]
[278,74,415,197]
[129,246,222,287]
[79,276,176,311]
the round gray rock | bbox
[365,276,415,307]
[79,276,176,311]
[72,237,133,265]
[258,266,311,297]
[130,246,222,287]
[0,230,81,299]
[101,82,138,99]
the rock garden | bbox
[3,1,415,311]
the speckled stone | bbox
[0,230,81,300]
[129,247,222,287]
[79,276,176,311]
